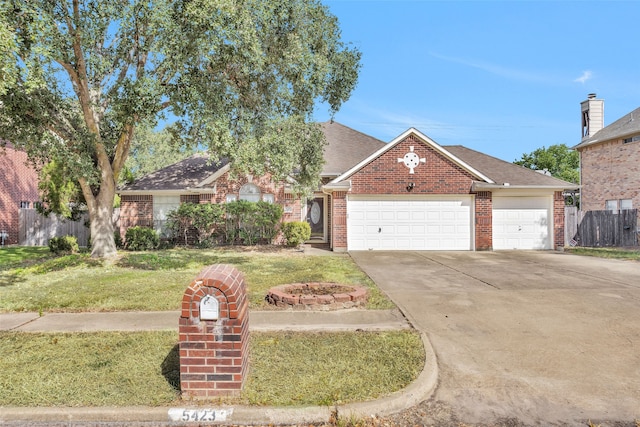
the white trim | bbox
[196,163,231,187]
[330,128,494,184]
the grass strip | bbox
[0,248,394,312]
[565,247,640,261]
[0,330,424,407]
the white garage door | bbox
[492,197,551,250]
[347,196,472,251]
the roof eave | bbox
[330,128,495,185]
[472,182,579,192]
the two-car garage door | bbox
[347,196,472,250]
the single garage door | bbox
[347,196,472,251]
[492,196,551,250]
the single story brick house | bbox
[119,121,573,251]
[0,142,40,245]
[573,94,640,217]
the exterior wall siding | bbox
[118,173,303,244]
[554,191,565,249]
[0,145,40,245]
[348,135,476,195]
[331,134,485,251]
[475,191,492,250]
[580,139,640,214]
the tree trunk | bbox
[88,187,117,259]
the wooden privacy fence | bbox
[19,208,120,247]
[565,207,638,247]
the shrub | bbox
[114,230,123,249]
[166,203,225,247]
[124,226,159,251]
[48,235,79,254]
[281,221,311,247]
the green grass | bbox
[0,246,52,267]
[565,247,640,261]
[0,330,424,407]
[0,247,394,312]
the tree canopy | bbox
[514,144,579,184]
[0,0,361,258]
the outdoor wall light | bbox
[406,182,415,192]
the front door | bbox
[306,197,326,242]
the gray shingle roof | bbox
[444,145,575,187]
[320,121,386,177]
[575,106,640,149]
[119,154,228,191]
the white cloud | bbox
[574,70,593,84]
[429,52,548,83]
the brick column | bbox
[179,264,249,399]
[331,191,347,252]
[474,191,492,250]
[553,191,565,249]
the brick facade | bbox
[553,191,565,249]
[349,135,476,195]
[330,134,485,251]
[179,264,249,399]
[119,194,153,238]
[579,139,640,214]
[0,144,40,245]
[474,191,493,250]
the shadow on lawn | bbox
[117,251,252,270]
[162,344,181,391]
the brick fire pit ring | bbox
[265,283,368,310]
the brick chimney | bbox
[581,93,604,140]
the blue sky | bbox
[314,0,640,163]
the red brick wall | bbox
[118,173,304,243]
[0,145,40,245]
[179,264,249,399]
[579,140,640,213]
[349,135,476,195]
[475,191,492,250]
[330,134,481,251]
[331,191,347,251]
[554,191,565,249]
[119,195,153,238]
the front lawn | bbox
[0,247,394,312]
[0,330,424,407]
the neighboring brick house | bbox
[0,143,40,245]
[574,94,640,217]
[119,121,573,251]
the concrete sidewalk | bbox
[0,308,410,332]
[0,308,437,425]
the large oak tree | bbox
[0,0,360,257]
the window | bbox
[623,135,640,144]
[226,194,237,203]
[239,183,261,202]
[19,201,30,208]
[620,199,633,210]
[605,200,618,211]
[262,194,275,203]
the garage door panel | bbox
[347,197,471,251]
[493,197,551,250]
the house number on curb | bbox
[397,146,426,174]
[168,408,233,422]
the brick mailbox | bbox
[179,264,249,399]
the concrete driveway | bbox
[350,250,640,426]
